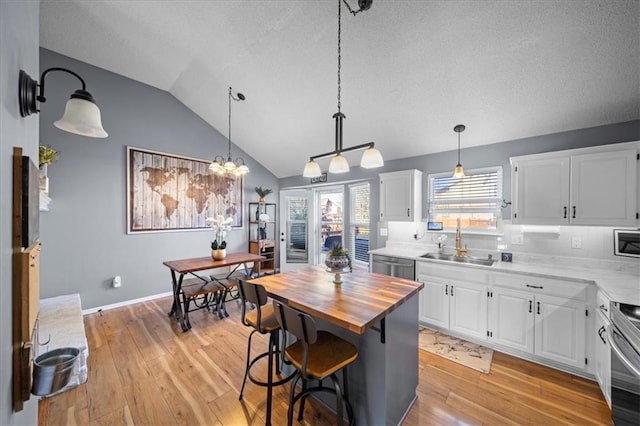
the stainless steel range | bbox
[609,302,640,425]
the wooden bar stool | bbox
[272,300,358,426]
[237,279,293,426]
[181,278,225,329]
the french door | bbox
[279,189,312,271]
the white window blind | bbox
[428,167,503,229]
[349,182,370,266]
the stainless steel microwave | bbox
[614,229,640,258]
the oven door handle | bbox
[609,325,640,378]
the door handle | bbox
[537,301,540,315]
[526,284,543,290]
[407,208,410,217]
[598,326,607,344]
[529,300,532,313]
[450,285,454,297]
[572,206,576,219]
[445,284,448,296]
[563,206,567,219]
[599,304,608,313]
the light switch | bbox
[571,237,582,249]
[380,228,388,237]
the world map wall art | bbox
[127,146,243,234]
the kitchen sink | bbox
[420,252,496,266]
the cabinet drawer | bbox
[417,262,491,285]
[596,291,611,320]
[493,272,588,301]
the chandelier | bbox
[209,87,249,175]
[302,0,382,178]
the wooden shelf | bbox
[248,202,277,275]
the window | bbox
[349,182,370,266]
[428,167,503,230]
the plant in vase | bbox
[206,215,234,260]
[38,145,59,193]
[254,186,273,203]
[325,243,352,284]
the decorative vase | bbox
[325,255,350,284]
[212,249,226,260]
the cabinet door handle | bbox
[598,326,607,344]
[599,304,608,313]
[445,284,448,296]
[537,301,540,315]
[407,208,410,217]
[526,284,543,290]
[563,206,567,219]
[529,300,532,313]
[450,285,454,297]
[572,206,576,219]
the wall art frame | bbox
[126,146,243,234]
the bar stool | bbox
[272,300,358,426]
[237,279,293,425]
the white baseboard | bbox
[82,291,173,315]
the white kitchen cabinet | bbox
[379,169,422,222]
[594,292,611,407]
[534,294,586,369]
[418,275,449,328]
[449,280,488,340]
[490,287,535,353]
[490,272,589,370]
[511,142,639,226]
[417,262,488,340]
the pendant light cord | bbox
[457,132,461,164]
[337,0,342,114]
[228,87,232,160]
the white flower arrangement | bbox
[206,215,234,249]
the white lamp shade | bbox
[223,160,236,171]
[453,164,465,178]
[209,161,222,171]
[329,154,350,173]
[237,164,249,174]
[54,98,108,138]
[360,147,384,168]
[303,160,322,177]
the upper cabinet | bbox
[379,169,422,222]
[511,142,639,226]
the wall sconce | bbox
[19,68,108,138]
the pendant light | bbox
[452,124,466,178]
[302,0,382,178]
[209,87,249,175]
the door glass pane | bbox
[320,191,343,263]
[286,197,308,263]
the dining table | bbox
[163,252,265,331]
[250,264,423,425]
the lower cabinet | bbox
[418,261,593,373]
[417,266,488,341]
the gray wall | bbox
[1,1,40,424]
[39,48,279,309]
[279,120,640,249]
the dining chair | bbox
[272,300,358,426]
[237,279,293,426]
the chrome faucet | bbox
[455,219,468,257]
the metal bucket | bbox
[31,347,79,396]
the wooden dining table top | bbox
[249,265,423,335]
[163,252,266,274]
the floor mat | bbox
[419,327,493,374]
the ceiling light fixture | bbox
[209,87,249,176]
[452,124,466,178]
[302,0,382,178]
[18,68,108,138]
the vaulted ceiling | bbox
[40,0,639,178]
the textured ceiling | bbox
[40,0,639,178]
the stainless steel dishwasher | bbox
[371,254,415,280]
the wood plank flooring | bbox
[39,296,611,425]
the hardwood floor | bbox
[39,296,611,425]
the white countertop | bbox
[370,247,640,305]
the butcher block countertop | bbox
[250,264,423,335]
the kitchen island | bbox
[250,265,423,425]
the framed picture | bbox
[126,146,243,234]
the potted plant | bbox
[206,215,234,260]
[39,145,59,168]
[325,243,352,284]
[255,186,273,203]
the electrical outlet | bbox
[511,234,524,245]
[571,237,582,249]
[380,228,388,236]
[113,276,122,288]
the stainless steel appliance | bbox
[614,229,640,258]
[371,255,415,280]
[609,302,640,425]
